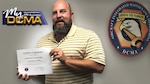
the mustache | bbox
[55,19,65,23]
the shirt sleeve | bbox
[85,31,105,65]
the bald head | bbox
[53,0,72,14]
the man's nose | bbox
[56,12,62,18]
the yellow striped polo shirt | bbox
[37,25,105,84]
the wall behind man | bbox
[0,0,149,84]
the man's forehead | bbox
[52,1,69,11]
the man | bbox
[17,0,105,84]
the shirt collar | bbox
[66,24,77,37]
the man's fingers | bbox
[18,73,22,79]
[16,66,18,70]
[24,74,30,81]
[52,52,59,61]
[17,73,30,81]
[20,74,29,80]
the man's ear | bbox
[71,12,74,19]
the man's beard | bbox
[53,19,72,36]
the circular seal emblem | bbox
[108,1,150,56]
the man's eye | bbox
[52,11,57,15]
[60,10,66,13]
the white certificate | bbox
[17,48,53,75]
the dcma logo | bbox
[2,7,48,25]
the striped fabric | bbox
[37,25,105,84]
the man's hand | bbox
[17,73,30,81]
[50,48,66,63]
[16,66,37,81]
